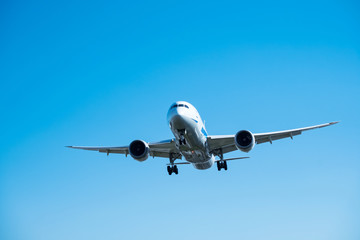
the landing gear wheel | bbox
[217,160,228,171]
[173,165,178,175]
[167,165,173,175]
[167,165,179,175]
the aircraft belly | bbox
[185,126,204,149]
[180,127,209,162]
[180,137,214,170]
[191,154,215,170]
[170,111,213,169]
[182,149,205,162]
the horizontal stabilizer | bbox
[166,162,191,166]
[215,157,250,162]
[167,157,249,166]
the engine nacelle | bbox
[234,130,255,153]
[128,140,149,162]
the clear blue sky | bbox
[1,0,359,239]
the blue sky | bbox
[1,0,359,239]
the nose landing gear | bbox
[179,138,186,145]
[177,129,187,145]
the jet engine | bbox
[234,130,255,153]
[128,140,149,161]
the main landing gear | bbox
[217,160,228,171]
[167,165,178,175]
[216,148,228,171]
[167,153,181,175]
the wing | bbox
[67,139,181,159]
[254,121,338,144]
[207,121,339,154]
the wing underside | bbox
[207,121,338,154]
[67,139,181,159]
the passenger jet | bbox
[68,101,338,175]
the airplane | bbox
[67,101,338,175]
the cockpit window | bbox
[170,104,190,109]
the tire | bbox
[217,161,221,171]
[174,165,178,175]
[167,166,172,175]
[224,161,228,171]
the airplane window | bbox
[170,104,188,109]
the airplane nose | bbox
[170,113,183,123]
[170,113,186,129]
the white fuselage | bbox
[167,101,215,169]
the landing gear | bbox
[167,153,181,175]
[167,165,178,175]
[179,138,186,145]
[173,165,178,174]
[179,135,186,145]
[217,160,228,171]
[178,129,187,146]
[216,148,228,171]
